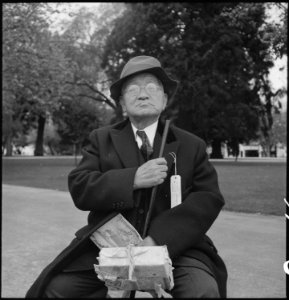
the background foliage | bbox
[102,3,287,157]
[2,2,287,157]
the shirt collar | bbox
[131,120,158,147]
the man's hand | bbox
[138,236,157,247]
[133,158,168,189]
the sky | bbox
[268,56,287,111]
[49,2,287,111]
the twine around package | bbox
[94,245,174,291]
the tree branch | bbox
[77,93,116,109]
[66,80,117,110]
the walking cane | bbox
[129,119,171,299]
[142,119,171,239]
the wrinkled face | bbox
[120,73,168,121]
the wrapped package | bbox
[94,245,174,291]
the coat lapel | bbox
[110,118,180,173]
[110,119,140,168]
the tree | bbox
[101,3,281,158]
[256,3,288,156]
[264,3,288,59]
[259,108,287,156]
[55,4,126,123]
[3,3,126,156]
[2,3,73,156]
[3,3,48,155]
[52,96,108,163]
[43,118,61,155]
[270,110,287,145]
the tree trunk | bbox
[4,113,13,156]
[73,143,78,166]
[5,134,13,156]
[211,139,223,159]
[47,142,55,155]
[231,139,239,161]
[34,115,46,156]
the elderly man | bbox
[26,56,227,298]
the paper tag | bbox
[170,175,182,208]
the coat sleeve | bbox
[68,130,138,212]
[147,139,225,259]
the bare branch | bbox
[77,93,116,110]
[66,79,117,110]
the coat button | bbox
[139,208,144,214]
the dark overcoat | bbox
[26,119,228,297]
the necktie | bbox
[136,130,153,160]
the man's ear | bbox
[119,97,123,106]
[162,93,168,110]
[119,97,125,111]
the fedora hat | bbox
[110,55,178,102]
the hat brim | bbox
[110,67,178,102]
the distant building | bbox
[276,142,287,158]
[221,142,287,158]
[239,143,263,158]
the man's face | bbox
[120,73,168,121]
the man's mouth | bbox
[137,102,153,107]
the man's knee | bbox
[199,278,220,298]
[44,273,72,297]
[43,271,107,298]
[172,266,220,298]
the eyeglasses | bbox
[123,82,162,99]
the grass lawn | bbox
[2,157,286,216]
[212,160,286,216]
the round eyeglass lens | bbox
[125,82,160,98]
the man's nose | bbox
[138,86,149,100]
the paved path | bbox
[2,184,286,298]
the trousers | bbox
[43,255,220,298]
